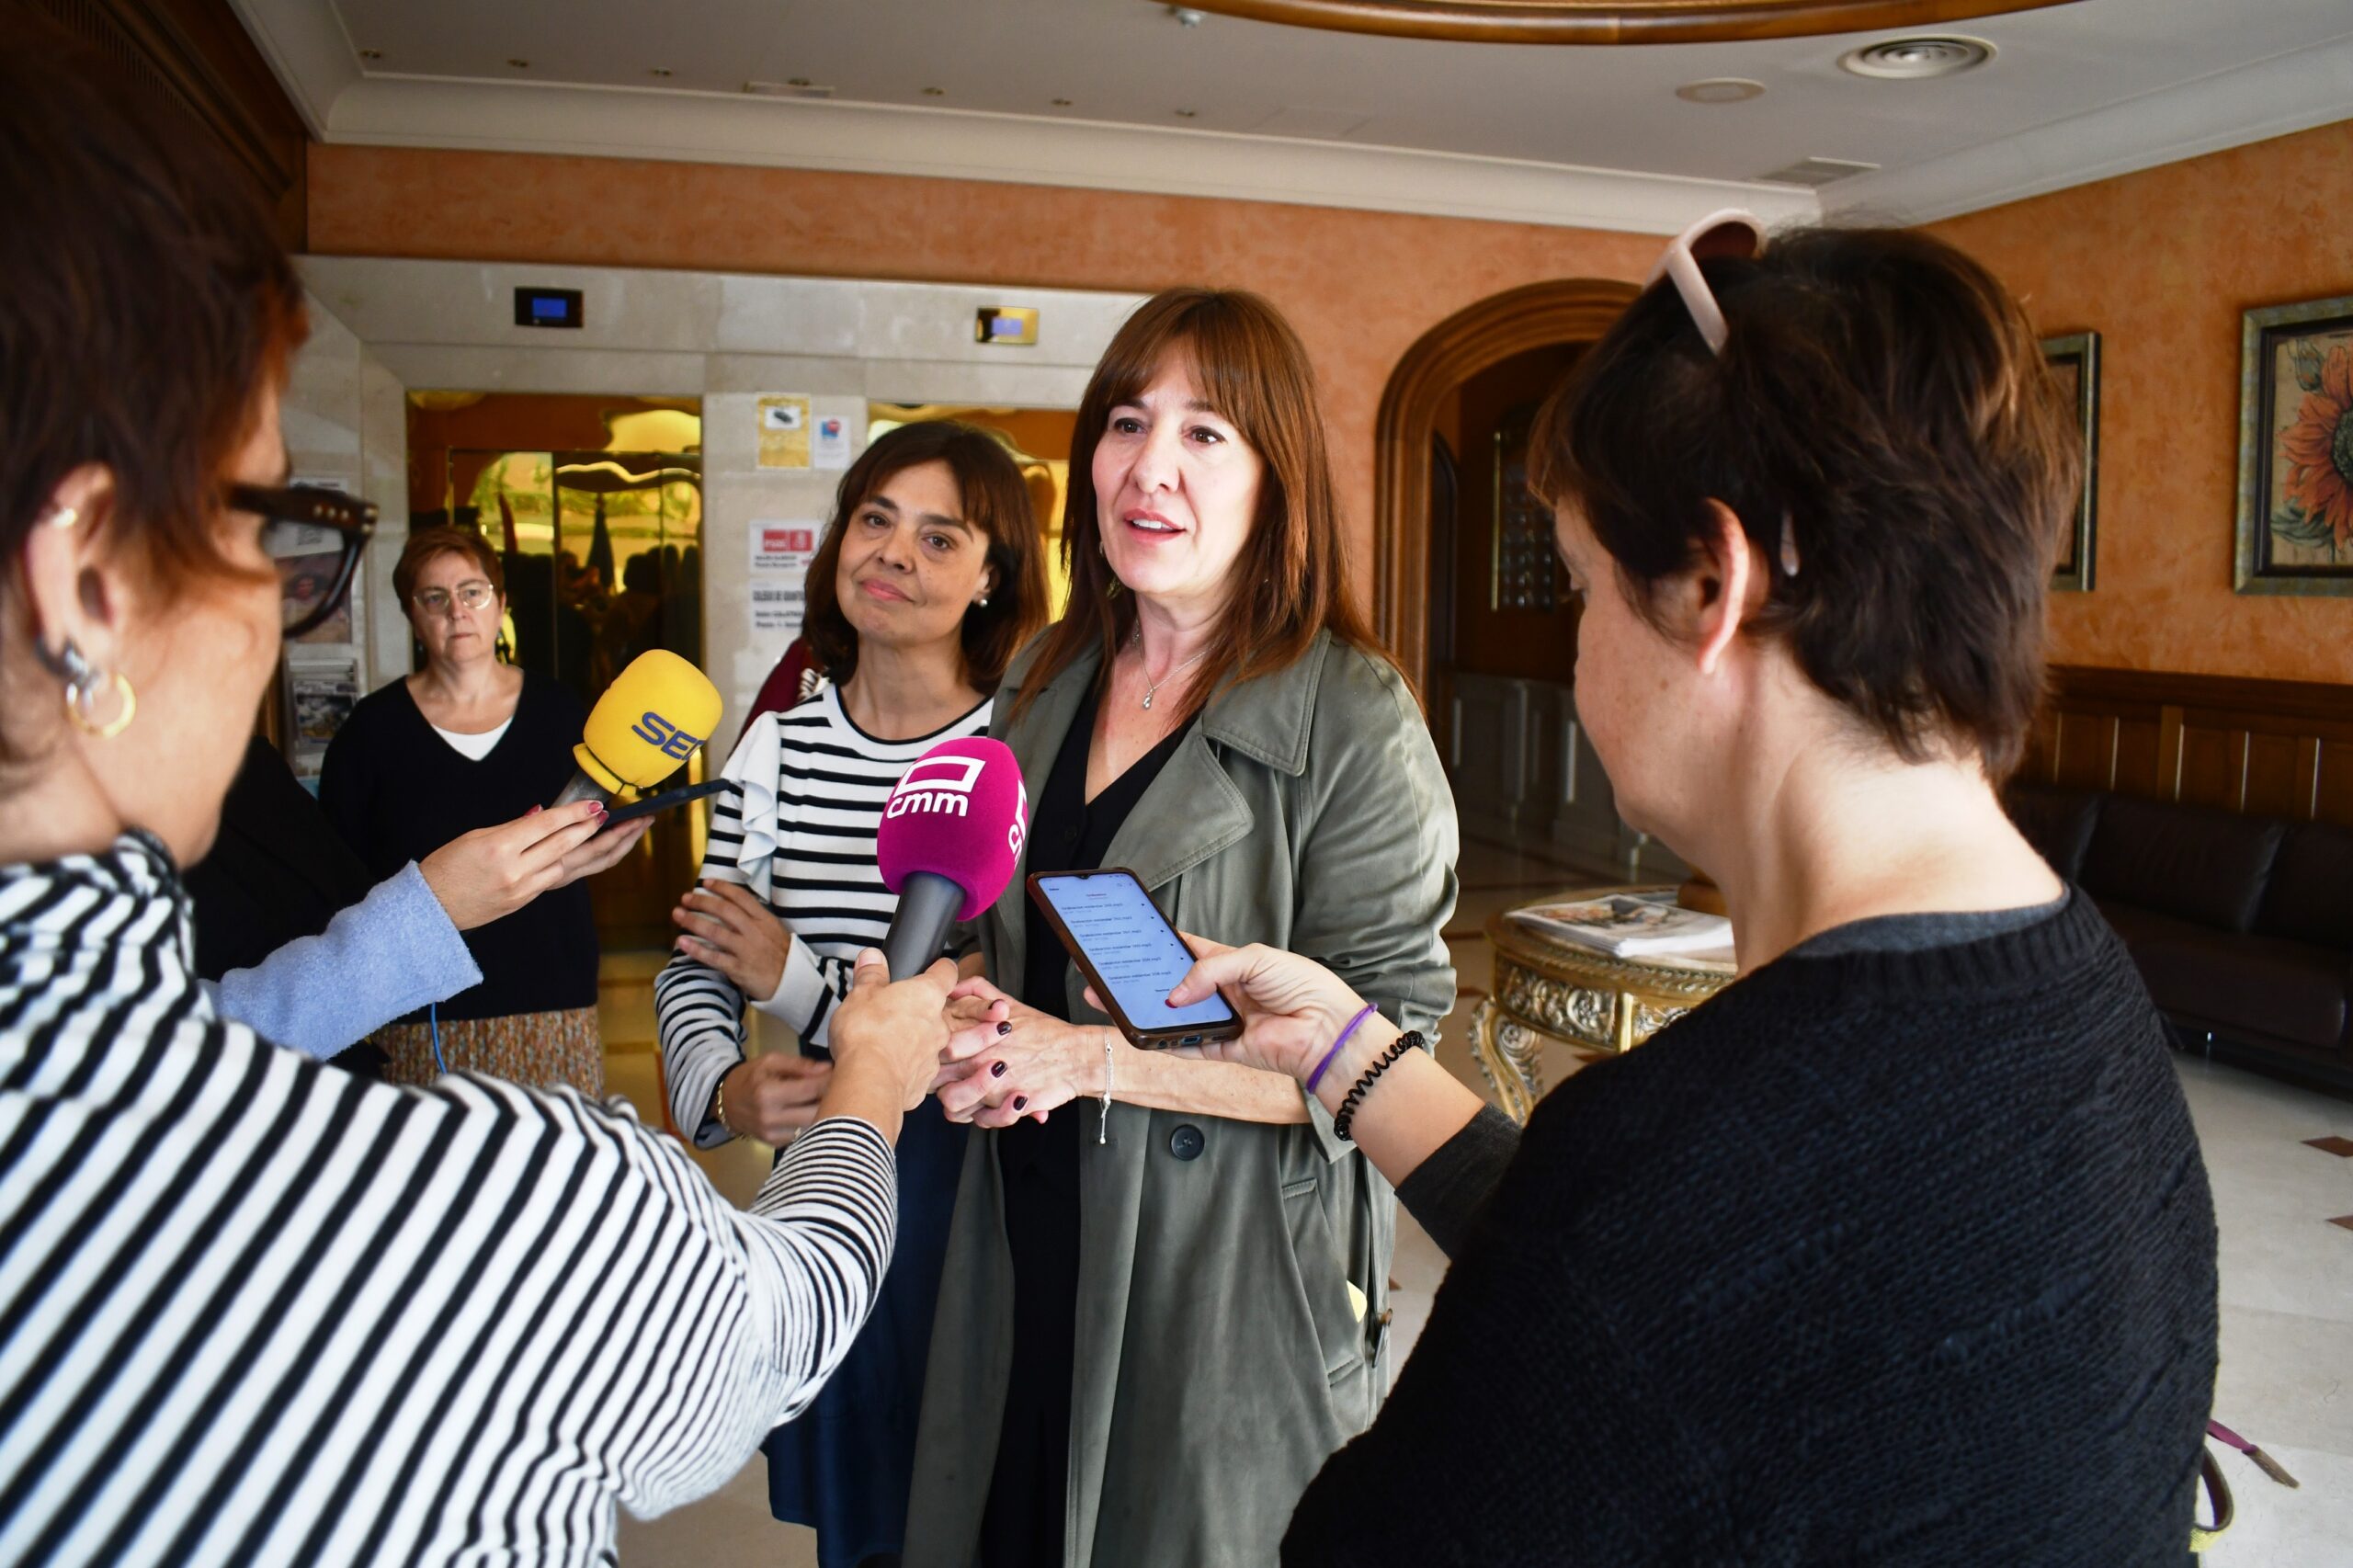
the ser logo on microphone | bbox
[631,710,704,761]
[887,756,985,820]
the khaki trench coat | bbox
[903,630,1460,1568]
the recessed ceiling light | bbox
[506,58,529,69]
[1838,36,1995,80]
[922,85,946,97]
[1676,78,1764,105]
[1169,6,1208,25]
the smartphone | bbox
[1028,869,1242,1049]
[601,778,735,825]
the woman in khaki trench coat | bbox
[903,288,1459,1568]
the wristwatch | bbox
[710,1063,740,1133]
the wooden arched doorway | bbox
[1375,276,1687,874]
[1372,278,1639,697]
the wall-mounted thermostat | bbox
[514,287,585,328]
[975,307,1038,347]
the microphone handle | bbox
[883,871,967,982]
[551,769,612,809]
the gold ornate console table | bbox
[1468,886,1736,1124]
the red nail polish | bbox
[990,1062,1007,1078]
[1013,1096,1029,1111]
[996,1021,1012,1036]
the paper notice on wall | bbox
[756,394,813,469]
[813,412,853,471]
[749,519,822,641]
[285,655,361,780]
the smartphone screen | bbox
[1032,871,1237,1036]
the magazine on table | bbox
[1508,891,1733,959]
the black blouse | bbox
[981,685,1196,1568]
[318,670,597,1020]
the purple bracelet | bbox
[1305,1003,1380,1096]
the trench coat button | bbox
[1168,1123,1206,1161]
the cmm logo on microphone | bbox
[888,756,985,819]
[631,711,704,760]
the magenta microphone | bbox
[875,737,1029,980]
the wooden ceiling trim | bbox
[1183,0,2076,46]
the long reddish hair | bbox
[1012,288,1382,724]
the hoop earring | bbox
[39,638,138,739]
[69,670,137,738]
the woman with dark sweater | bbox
[1145,221,2220,1563]
[322,527,606,1094]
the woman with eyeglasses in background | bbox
[188,495,648,1065]
[1165,219,2217,1564]
[320,526,612,1094]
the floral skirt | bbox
[370,1006,603,1097]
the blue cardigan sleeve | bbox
[207,860,483,1058]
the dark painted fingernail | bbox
[991,1062,1007,1078]
[1013,1096,1029,1110]
[996,1021,1012,1036]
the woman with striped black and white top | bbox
[655,420,1048,1568]
[0,37,957,1565]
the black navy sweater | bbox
[319,671,597,1020]
[1286,892,2218,1566]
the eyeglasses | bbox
[233,483,380,637]
[412,582,497,617]
[1644,208,1801,576]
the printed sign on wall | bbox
[756,394,813,469]
[813,413,853,471]
[748,519,823,641]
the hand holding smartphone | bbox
[1028,869,1241,1048]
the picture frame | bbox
[2041,332,2099,593]
[2234,293,2353,597]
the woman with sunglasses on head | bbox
[320,526,611,1094]
[0,29,961,1563]
[1155,221,2218,1565]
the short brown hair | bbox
[0,23,306,601]
[394,527,506,615]
[1014,288,1382,724]
[801,422,1050,692]
[1531,226,2078,778]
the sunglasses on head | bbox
[1643,208,1799,577]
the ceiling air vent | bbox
[1755,157,1881,187]
[744,79,836,99]
[1838,37,1995,80]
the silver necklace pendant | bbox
[1142,690,1154,710]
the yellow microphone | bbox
[551,650,724,807]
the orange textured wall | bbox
[306,144,1661,609]
[1933,119,2353,686]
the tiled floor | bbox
[600,835,2353,1565]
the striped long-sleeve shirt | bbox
[655,687,991,1147]
[0,833,897,1566]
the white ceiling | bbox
[233,0,2353,233]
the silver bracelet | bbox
[1100,1029,1115,1145]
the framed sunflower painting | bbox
[2236,293,2353,597]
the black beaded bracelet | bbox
[1334,1030,1423,1143]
